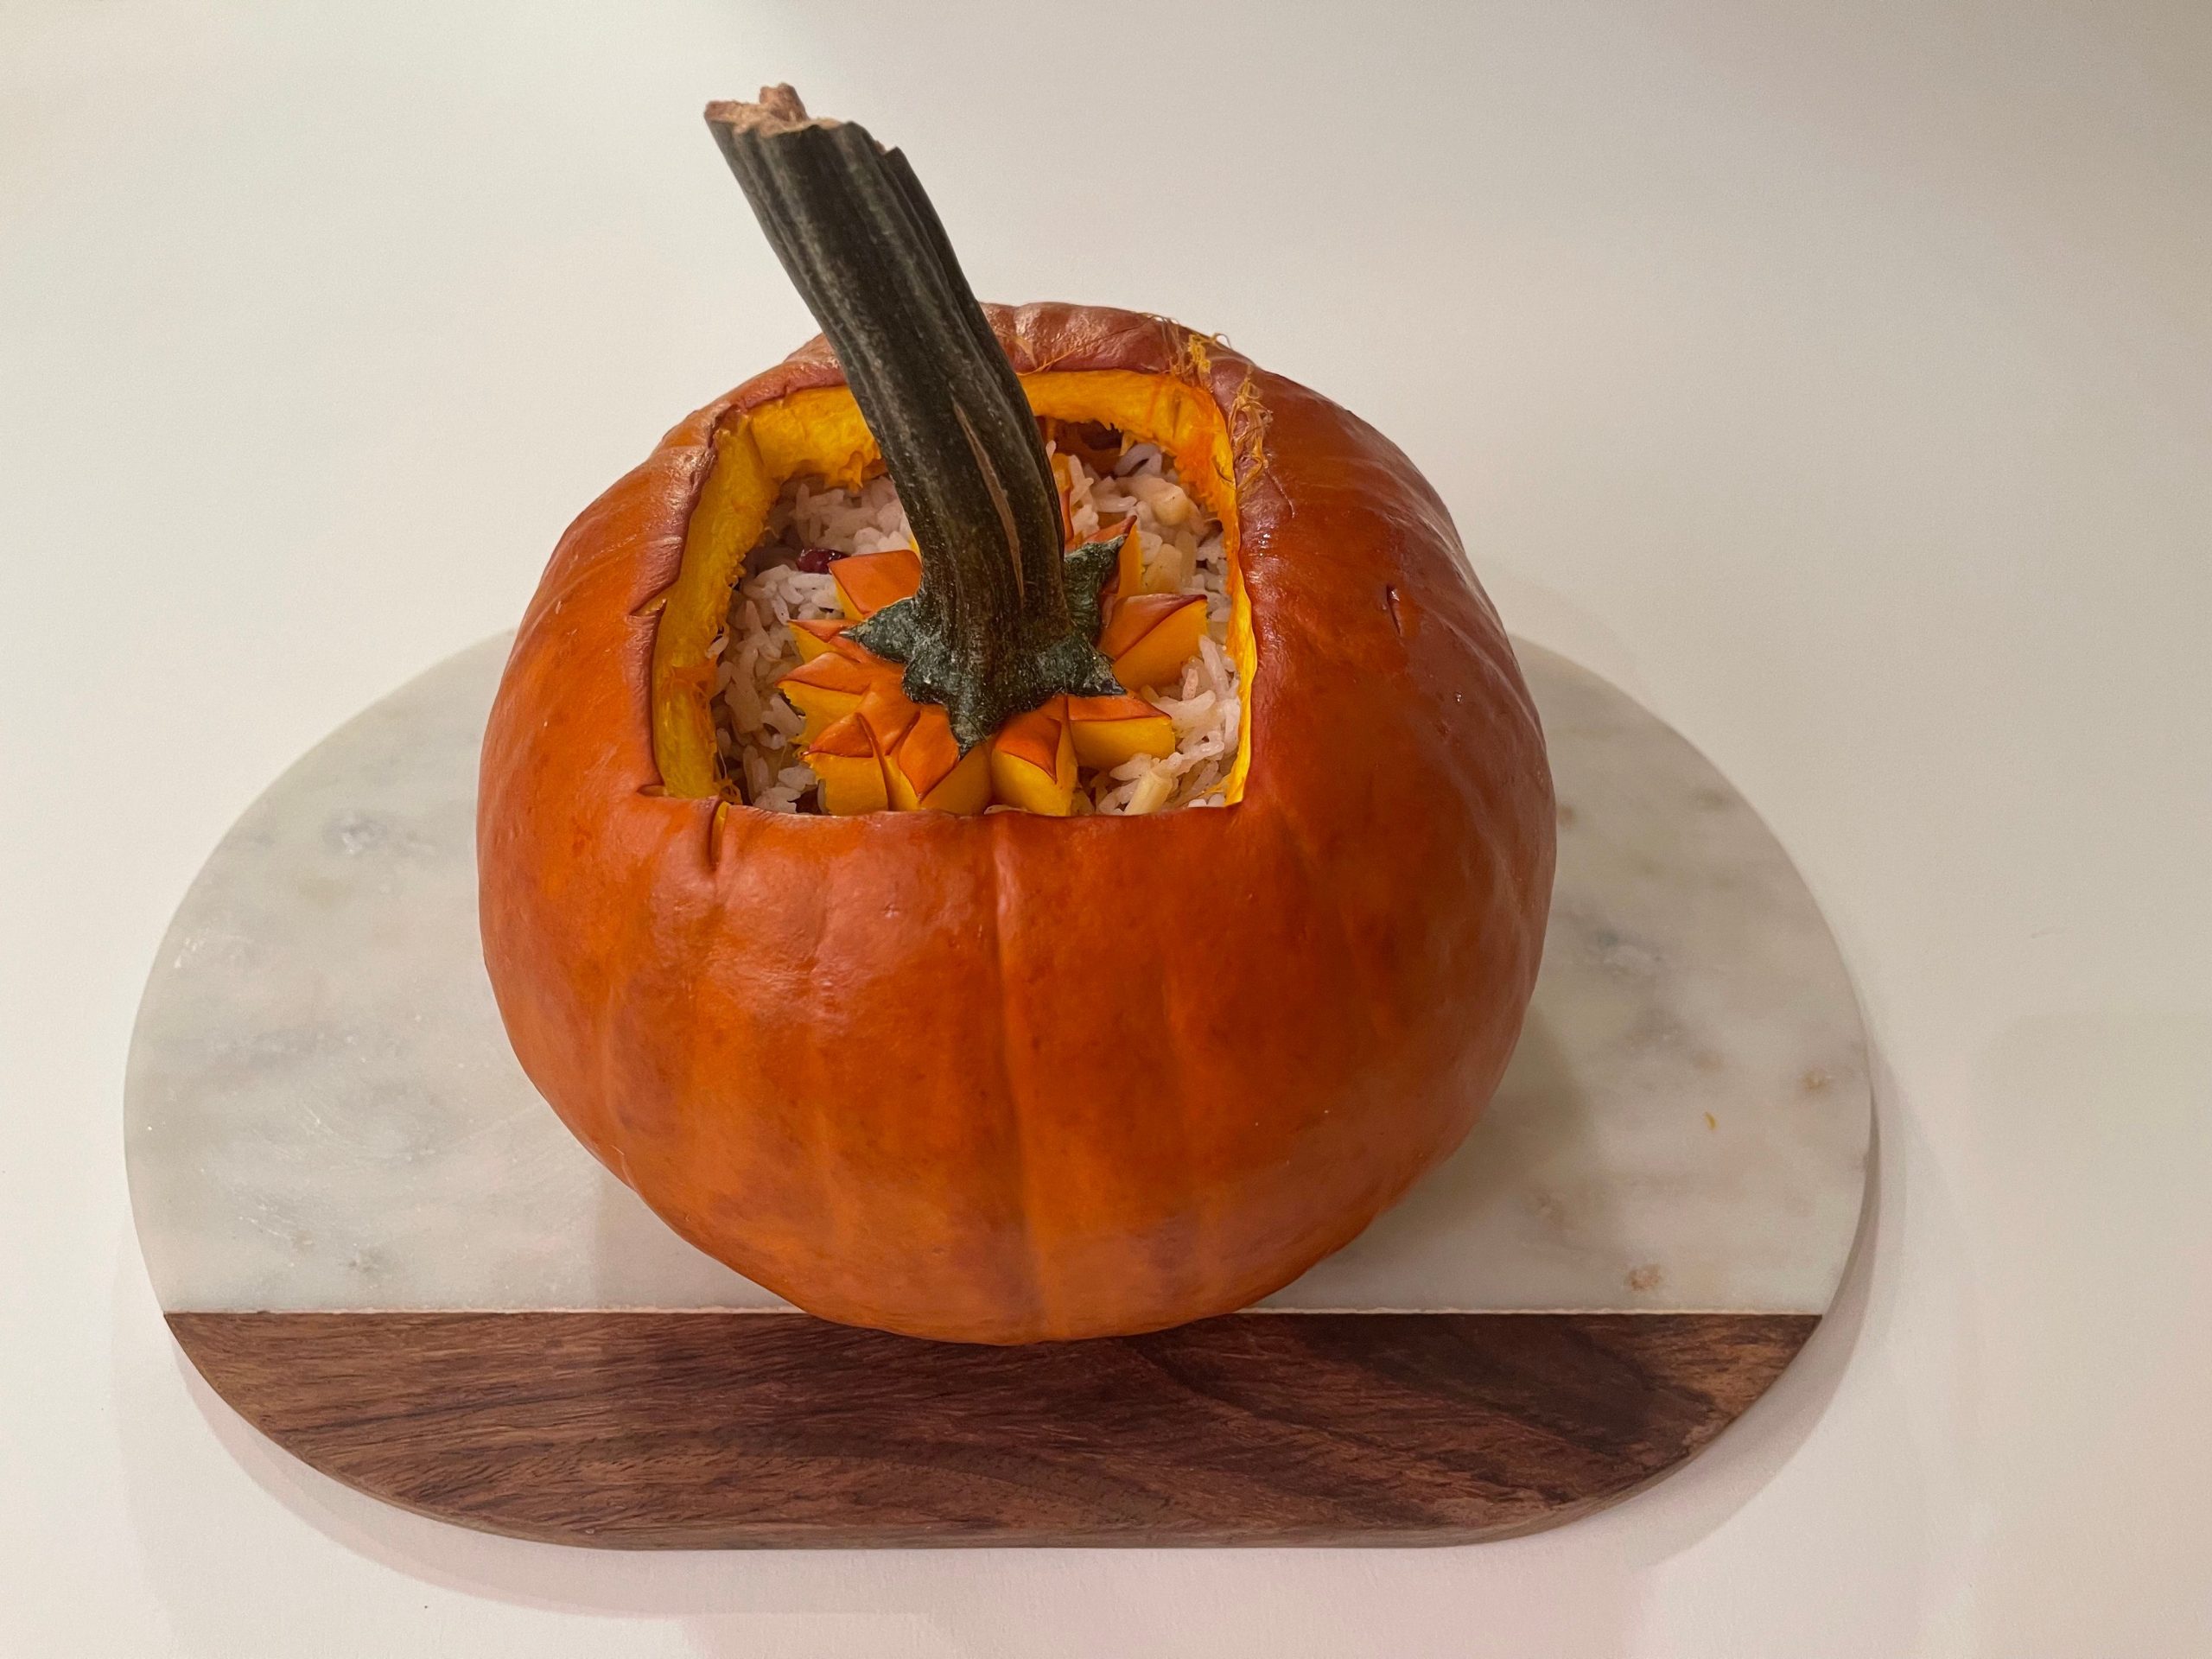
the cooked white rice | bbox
[715,438,1240,816]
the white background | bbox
[4,2,2208,1654]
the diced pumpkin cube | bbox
[786,616,855,662]
[854,680,918,756]
[886,703,992,815]
[1066,695,1175,772]
[804,713,889,816]
[831,547,922,619]
[988,696,1077,816]
[1098,592,1207,692]
[776,652,896,741]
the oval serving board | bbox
[128,635,1868,1547]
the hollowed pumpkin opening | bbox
[650,374,1256,814]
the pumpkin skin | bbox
[479,302,1554,1343]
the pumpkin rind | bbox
[479,303,1555,1343]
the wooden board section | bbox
[170,1309,1815,1548]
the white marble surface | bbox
[125,633,1869,1315]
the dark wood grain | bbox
[169,1310,1815,1548]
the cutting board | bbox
[128,635,1869,1546]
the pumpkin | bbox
[477,87,1555,1343]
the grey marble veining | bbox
[126,634,1869,1315]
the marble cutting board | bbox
[128,634,1870,1547]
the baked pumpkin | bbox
[477,87,1555,1343]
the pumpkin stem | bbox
[708,86,1122,750]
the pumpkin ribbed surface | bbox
[479,303,1554,1342]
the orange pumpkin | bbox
[476,94,1554,1344]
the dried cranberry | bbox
[796,546,844,574]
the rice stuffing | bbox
[715,435,1241,816]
